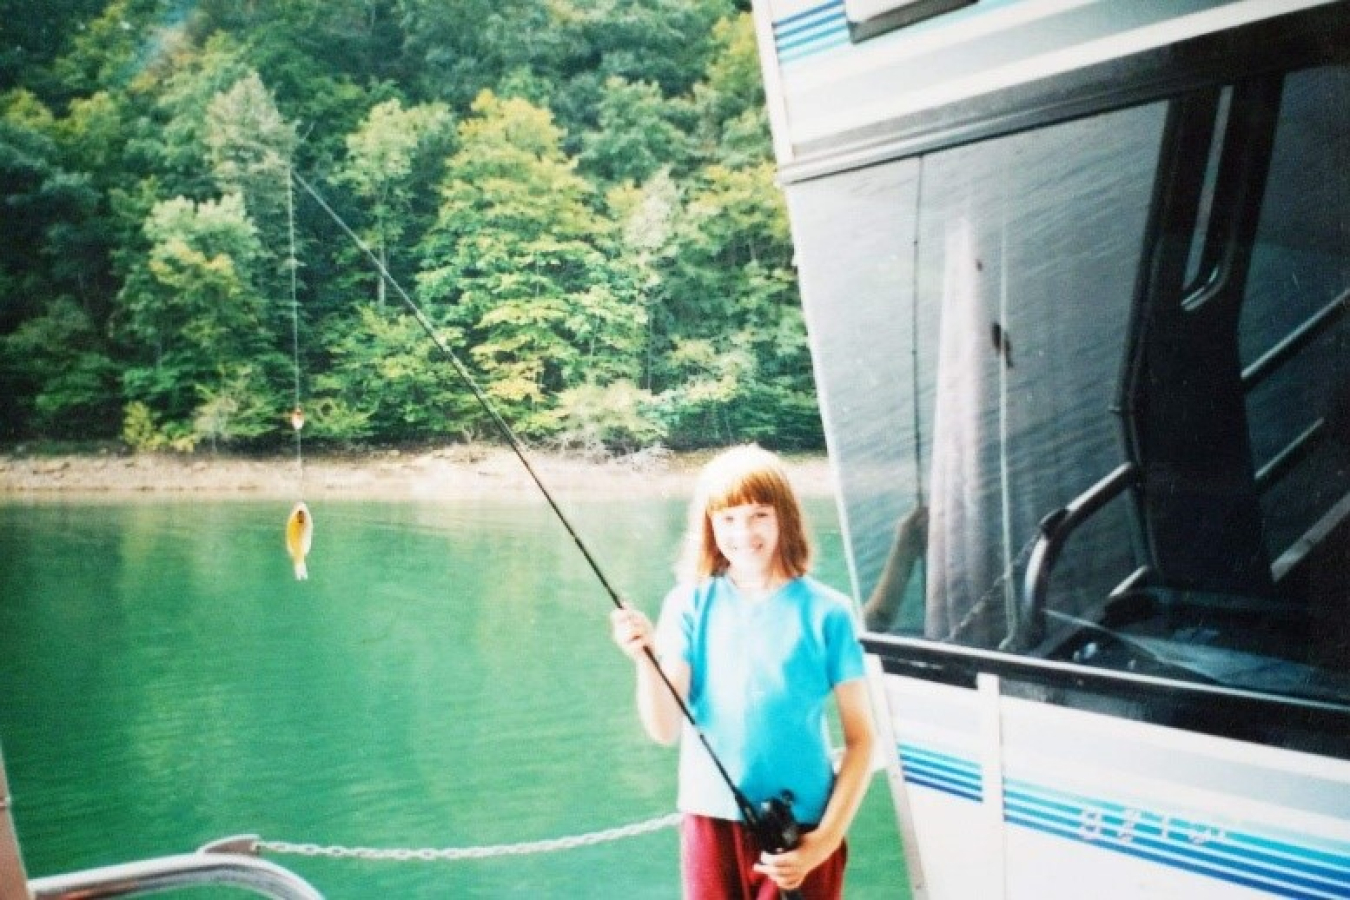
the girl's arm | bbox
[812,678,877,848]
[610,605,690,746]
[756,677,877,890]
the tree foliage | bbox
[336,98,453,307]
[417,91,646,435]
[0,3,823,454]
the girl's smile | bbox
[711,502,781,585]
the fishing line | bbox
[290,171,792,850]
[287,164,305,491]
[283,164,314,581]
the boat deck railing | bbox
[1012,462,1139,652]
[24,837,324,900]
[3,745,322,900]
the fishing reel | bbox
[752,790,801,854]
[751,791,805,900]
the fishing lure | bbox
[285,501,313,580]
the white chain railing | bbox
[258,812,681,863]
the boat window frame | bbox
[800,3,1350,755]
[779,2,1350,187]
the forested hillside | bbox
[0,0,822,455]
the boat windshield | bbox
[789,61,1350,707]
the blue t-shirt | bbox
[655,575,867,824]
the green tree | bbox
[0,297,119,437]
[0,94,62,337]
[203,72,301,348]
[116,192,285,446]
[417,90,646,436]
[0,0,108,95]
[335,98,453,307]
[0,91,123,436]
[552,379,665,457]
[49,92,138,325]
[653,161,817,448]
[608,167,679,392]
[693,12,773,167]
[46,0,169,99]
[582,0,736,97]
[191,0,400,176]
[204,72,297,224]
[312,304,472,442]
[137,32,255,199]
[579,77,693,185]
[196,0,409,94]
[0,0,810,452]
[191,364,275,450]
[399,0,590,104]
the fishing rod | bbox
[291,170,805,876]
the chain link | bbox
[258,813,681,863]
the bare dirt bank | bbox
[0,445,837,501]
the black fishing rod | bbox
[291,171,805,885]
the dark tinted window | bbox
[788,64,1350,706]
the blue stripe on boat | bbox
[773,0,848,64]
[895,742,1350,899]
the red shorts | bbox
[679,813,847,900]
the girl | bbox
[611,444,875,899]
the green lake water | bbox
[0,493,909,898]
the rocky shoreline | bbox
[0,444,837,501]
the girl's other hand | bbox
[755,830,837,892]
[610,603,655,661]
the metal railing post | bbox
[28,849,324,900]
[1009,463,1138,652]
[0,746,31,900]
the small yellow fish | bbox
[285,501,313,580]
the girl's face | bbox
[710,502,780,579]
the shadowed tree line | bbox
[0,0,823,456]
